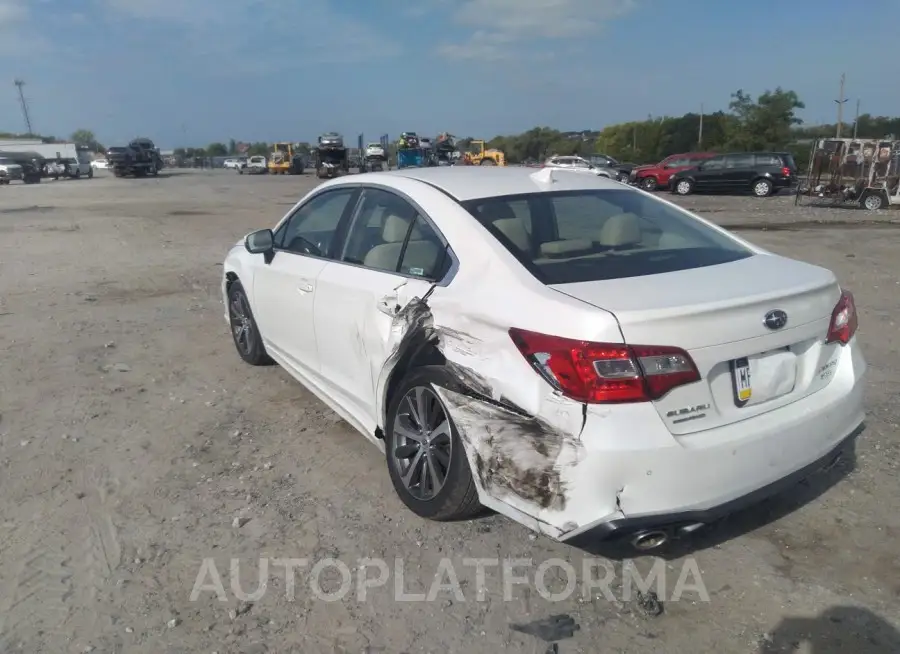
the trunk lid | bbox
[551,253,843,434]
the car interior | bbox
[342,195,444,278]
[476,195,690,267]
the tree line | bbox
[4,87,899,168]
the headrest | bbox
[382,214,411,242]
[493,218,530,252]
[598,212,642,247]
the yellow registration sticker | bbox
[733,357,752,406]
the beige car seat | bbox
[598,212,643,249]
[363,213,440,275]
[480,201,531,253]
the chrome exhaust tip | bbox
[630,530,669,551]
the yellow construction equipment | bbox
[463,140,506,166]
[267,142,304,175]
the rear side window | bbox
[725,154,755,168]
[755,154,781,167]
[463,189,751,284]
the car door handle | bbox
[297,282,314,294]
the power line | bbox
[14,79,33,135]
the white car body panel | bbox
[222,167,866,541]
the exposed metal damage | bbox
[376,290,592,533]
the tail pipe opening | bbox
[630,530,670,551]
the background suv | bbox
[669,152,798,197]
[629,152,717,191]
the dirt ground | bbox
[1,169,898,654]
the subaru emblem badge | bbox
[764,309,788,330]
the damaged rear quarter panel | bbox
[375,269,626,538]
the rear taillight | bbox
[508,328,700,403]
[781,166,791,177]
[826,290,858,345]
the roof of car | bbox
[380,166,626,201]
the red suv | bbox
[629,152,717,191]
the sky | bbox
[1,0,897,149]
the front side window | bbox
[702,156,725,170]
[276,188,356,257]
[462,189,751,285]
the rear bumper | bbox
[552,339,866,543]
[564,421,862,546]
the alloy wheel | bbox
[229,292,254,356]
[864,194,883,211]
[391,386,452,501]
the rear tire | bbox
[861,191,885,211]
[752,178,774,197]
[640,176,658,191]
[227,280,273,366]
[385,366,482,521]
[480,158,496,166]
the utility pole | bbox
[834,73,848,138]
[698,102,704,148]
[852,99,860,139]
[14,79,33,135]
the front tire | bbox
[227,280,273,366]
[385,366,481,521]
[640,176,658,191]
[480,158,496,166]
[752,178,774,197]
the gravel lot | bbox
[1,169,898,654]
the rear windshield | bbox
[462,189,752,284]
[781,154,797,170]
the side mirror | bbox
[245,228,274,254]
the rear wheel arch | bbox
[379,341,447,439]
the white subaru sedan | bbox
[221,167,865,551]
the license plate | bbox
[731,357,752,407]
